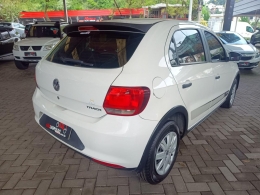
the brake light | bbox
[92,158,124,169]
[78,26,98,31]
[103,86,150,116]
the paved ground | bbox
[0,60,260,195]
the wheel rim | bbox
[155,132,177,176]
[230,83,237,105]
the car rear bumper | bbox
[13,50,49,63]
[32,88,157,168]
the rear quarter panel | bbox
[112,21,186,121]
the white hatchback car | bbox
[33,19,240,184]
[13,21,67,70]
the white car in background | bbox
[216,31,260,70]
[13,21,67,70]
[0,22,25,37]
[33,19,241,184]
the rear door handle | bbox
[182,82,192,89]
[215,75,220,80]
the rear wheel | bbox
[15,60,29,70]
[221,78,237,108]
[139,119,181,184]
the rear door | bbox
[203,31,236,111]
[166,27,215,129]
[36,28,145,118]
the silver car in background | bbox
[216,31,260,70]
[0,22,25,38]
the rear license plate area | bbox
[39,114,85,150]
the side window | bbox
[173,29,206,64]
[204,31,226,61]
[246,26,254,33]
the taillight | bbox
[103,86,150,116]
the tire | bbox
[15,60,29,70]
[221,78,237,108]
[139,119,181,184]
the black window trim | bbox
[203,30,228,63]
[169,28,209,67]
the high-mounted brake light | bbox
[103,86,150,116]
[78,26,98,31]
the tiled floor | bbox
[0,60,259,195]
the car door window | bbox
[204,31,226,62]
[172,29,206,64]
[246,26,254,33]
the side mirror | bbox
[229,52,241,61]
[256,27,260,31]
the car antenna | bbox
[113,0,123,18]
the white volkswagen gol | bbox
[33,19,241,184]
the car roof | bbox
[64,19,208,34]
[216,31,237,34]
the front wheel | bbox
[139,120,180,184]
[221,78,237,108]
[15,60,29,70]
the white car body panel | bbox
[36,60,122,118]
[33,88,158,168]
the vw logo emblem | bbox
[53,79,60,91]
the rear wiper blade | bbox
[61,57,94,67]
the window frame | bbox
[203,30,228,63]
[169,28,208,66]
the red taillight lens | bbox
[92,158,124,169]
[78,26,98,31]
[103,86,150,116]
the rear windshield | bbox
[216,32,248,45]
[27,26,60,38]
[46,31,144,69]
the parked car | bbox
[0,22,25,37]
[13,21,68,70]
[0,26,20,59]
[216,31,260,70]
[250,28,260,46]
[33,19,241,184]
